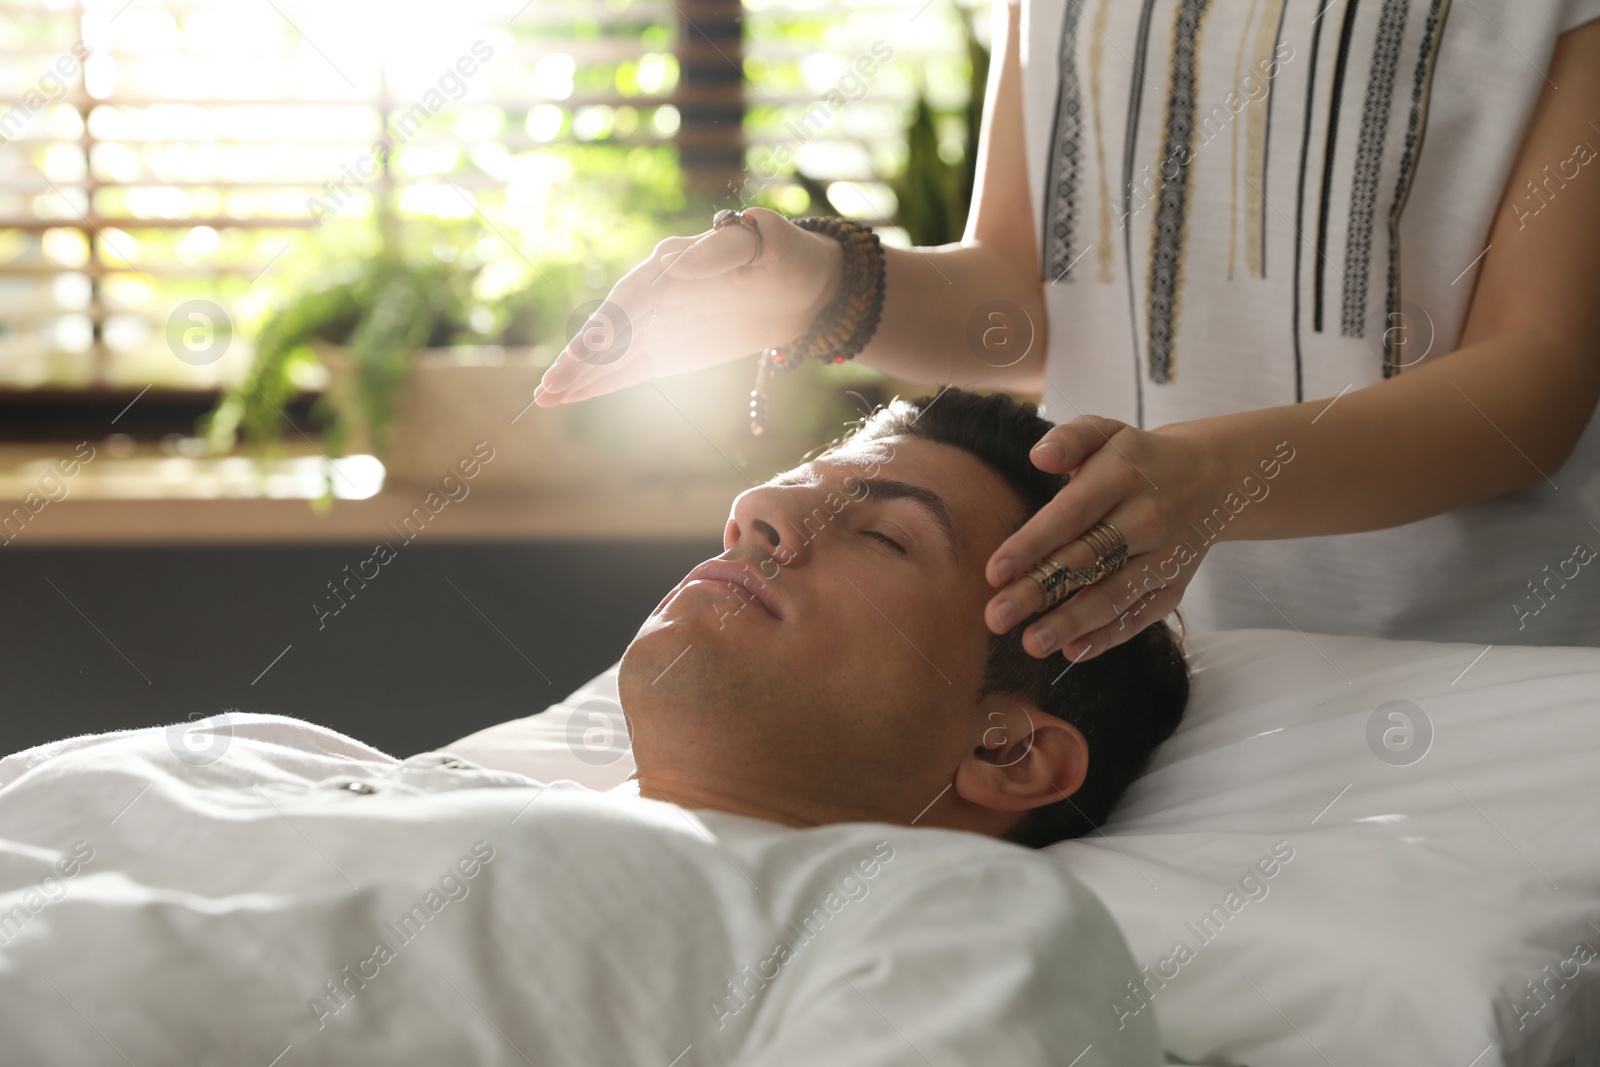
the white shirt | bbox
[1021,0,1600,646]
[0,714,1163,1066]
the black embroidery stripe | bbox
[1146,0,1213,385]
[1291,0,1332,403]
[1341,0,1409,336]
[1258,0,1291,276]
[1121,0,1160,428]
[1313,0,1362,333]
[1041,0,1091,283]
[1384,0,1452,376]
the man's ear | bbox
[953,691,1088,815]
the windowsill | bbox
[0,450,386,501]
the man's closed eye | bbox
[864,529,907,555]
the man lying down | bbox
[0,388,1190,1066]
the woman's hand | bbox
[532,207,843,406]
[982,416,1223,661]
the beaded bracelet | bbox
[750,215,886,435]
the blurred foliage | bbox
[203,244,477,460]
[206,142,704,460]
[890,3,990,246]
[193,0,992,486]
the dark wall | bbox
[0,540,719,759]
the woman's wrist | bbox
[770,217,885,367]
[1153,410,1313,545]
[803,230,845,324]
[1150,417,1247,544]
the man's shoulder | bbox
[698,812,1094,919]
[710,817,1165,1067]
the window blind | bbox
[0,0,979,407]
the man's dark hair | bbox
[830,387,1191,848]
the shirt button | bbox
[345,781,376,795]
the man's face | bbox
[618,434,1028,824]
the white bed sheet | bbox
[0,716,1164,1066]
[444,627,1600,1067]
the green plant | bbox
[889,2,990,246]
[203,137,704,458]
[203,252,479,459]
[475,260,590,351]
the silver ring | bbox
[712,208,763,267]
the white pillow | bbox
[439,628,1600,1067]
[446,665,631,791]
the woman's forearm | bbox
[1158,324,1600,543]
[1164,21,1600,546]
[853,0,1043,393]
[854,241,1045,392]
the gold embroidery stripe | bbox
[1243,0,1279,277]
[1089,0,1115,282]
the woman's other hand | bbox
[982,416,1232,661]
[533,207,843,406]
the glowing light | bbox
[42,143,88,182]
[827,180,896,220]
[52,273,92,309]
[0,454,386,501]
[398,143,460,176]
[526,104,564,142]
[636,53,673,95]
[103,314,153,352]
[399,183,475,218]
[41,228,90,267]
[533,54,575,101]
[97,227,143,265]
[572,106,614,141]
[650,104,680,138]
[468,142,513,181]
[54,315,94,352]
[184,225,220,255]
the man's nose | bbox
[724,484,817,567]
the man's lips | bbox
[682,559,783,620]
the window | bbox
[0,0,982,434]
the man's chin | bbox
[617,607,703,704]
[618,595,767,711]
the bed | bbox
[444,626,1600,1067]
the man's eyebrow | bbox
[854,477,958,563]
[766,468,814,487]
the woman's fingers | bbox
[1027,415,1129,473]
[985,487,1150,630]
[660,221,763,280]
[534,304,650,404]
[534,233,707,400]
[544,345,663,404]
[986,543,1170,658]
[538,222,766,405]
[537,273,684,404]
[985,449,1132,588]
[538,279,705,404]
[1029,562,1177,661]
[535,208,824,407]
[981,421,1208,656]
[984,532,1111,633]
